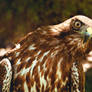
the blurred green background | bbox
[0,0,92,92]
[0,0,92,47]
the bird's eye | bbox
[73,20,82,29]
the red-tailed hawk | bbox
[0,15,92,92]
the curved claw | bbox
[0,58,12,92]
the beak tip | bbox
[87,27,92,35]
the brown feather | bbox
[1,15,92,92]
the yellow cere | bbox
[87,27,92,35]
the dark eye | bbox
[73,20,82,29]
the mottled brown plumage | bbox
[1,15,92,92]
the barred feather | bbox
[1,15,92,92]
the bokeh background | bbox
[0,0,92,92]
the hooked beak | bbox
[83,27,92,43]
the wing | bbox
[0,58,12,92]
[7,31,84,92]
[70,61,85,92]
[11,35,71,92]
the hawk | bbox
[0,15,92,92]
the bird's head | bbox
[50,15,92,43]
[70,15,92,43]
